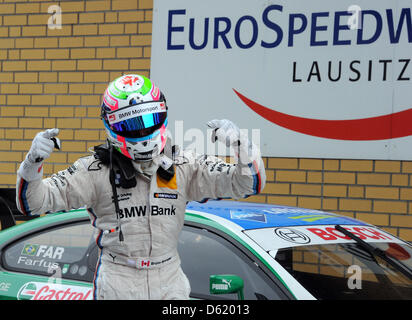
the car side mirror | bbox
[209,274,244,300]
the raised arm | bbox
[16,128,95,216]
[184,119,266,202]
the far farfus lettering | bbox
[117,205,176,219]
[22,244,64,260]
[307,226,392,241]
[17,256,59,270]
[167,6,412,50]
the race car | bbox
[0,197,411,300]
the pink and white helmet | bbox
[101,74,168,161]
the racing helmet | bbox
[101,74,168,161]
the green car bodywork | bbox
[3,201,411,300]
[0,210,91,300]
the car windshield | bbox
[275,242,412,299]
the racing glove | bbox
[207,119,261,168]
[17,128,60,181]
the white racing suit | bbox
[16,146,266,300]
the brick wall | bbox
[1,0,412,241]
[0,0,152,181]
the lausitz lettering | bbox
[293,58,410,83]
[117,205,176,219]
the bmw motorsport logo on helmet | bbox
[101,74,168,161]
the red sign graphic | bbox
[234,89,412,141]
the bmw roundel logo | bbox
[274,228,311,244]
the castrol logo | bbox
[17,282,92,300]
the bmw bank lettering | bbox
[151,0,412,159]
[117,205,176,219]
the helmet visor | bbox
[104,100,167,139]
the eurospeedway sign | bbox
[151,0,412,160]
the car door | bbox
[0,217,292,300]
[0,219,96,300]
[178,222,293,300]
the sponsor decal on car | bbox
[306,225,393,241]
[62,264,70,275]
[17,282,92,300]
[245,225,404,250]
[17,244,66,271]
[211,279,233,291]
[230,211,267,223]
[17,256,59,270]
[22,244,38,256]
[186,202,366,230]
[274,228,311,244]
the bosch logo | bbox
[274,228,311,244]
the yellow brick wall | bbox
[1,0,412,241]
[0,0,152,183]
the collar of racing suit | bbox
[132,156,159,181]
[93,138,176,188]
[130,133,176,183]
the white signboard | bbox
[151,0,412,159]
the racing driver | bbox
[16,74,266,300]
